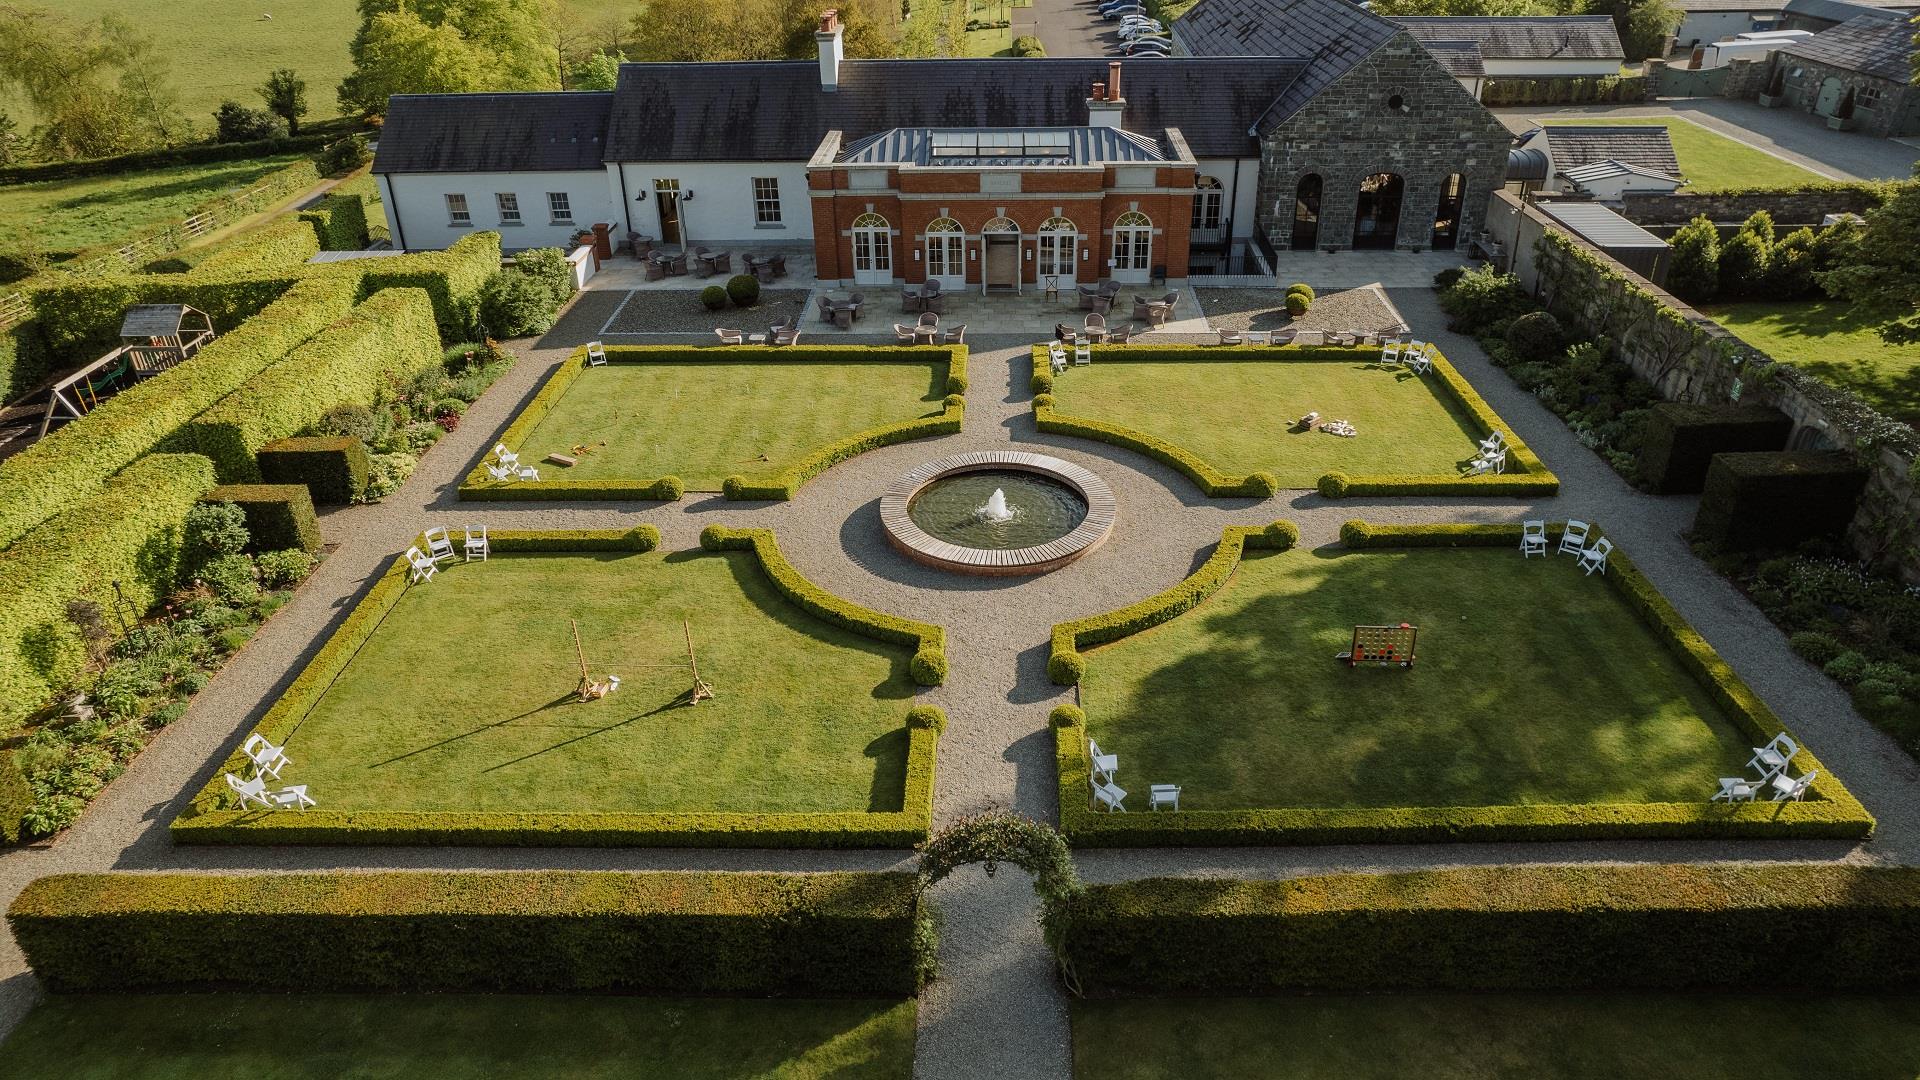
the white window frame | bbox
[445,193,471,226]
[924,217,964,287]
[495,192,521,225]
[851,212,892,285]
[1037,217,1077,282]
[752,177,782,225]
[1191,177,1224,230]
[547,191,573,224]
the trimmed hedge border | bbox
[1062,865,1920,996]
[171,529,940,847]
[458,344,966,502]
[202,484,321,554]
[1053,520,1874,845]
[10,869,930,996]
[1030,344,1557,498]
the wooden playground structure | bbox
[36,305,215,437]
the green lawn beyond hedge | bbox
[1541,118,1824,192]
[514,360,949,491]
[1046,358,1484,487]
[276,551,916,814]
[0,994,915,1080]
[1707,299,1920,427]
[0,154,308,254]
[1079,546,1749,809]
[1072,995,1920,1080]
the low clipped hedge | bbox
[0,454,218,725]
[173,531,939,847]
[10,869,931,996]
[1638,403,1792,495]
[1693,451,1868,552]
[203,484,321,554]
[180,287,440,481]
[460,344,966,502]
[1049,522,1297,685]
[1055,520,1874,846]
[0,275,358,548]
[192,216,323,276]
[257,435,370,505]
[1062,865,1920,996]
[298,191,371,251]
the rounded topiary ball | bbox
[1031,370,1054,394]
[727,274,760,306]
[1049,703,1086,729]
[1318,472,1351,499]
[1286,282,1315,301]
[1049,650,1086,685]
[946,371,968,394]
[1503,310,1564,360]
[906,703,949,735]
[1260,521,1300,550]
[1033,393,1055,410]
[944,392,966,408]
[699,524,732,551]
[1339,519,1371,546]
[911,648,948,686]
[700,285,728,311]
[721,475,747,500]
[1244,471,1279,497]
[1284,293,1310,317]
[625,524,662,552]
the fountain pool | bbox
[880,452,1116,576]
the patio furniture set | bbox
[901,281,948,314]
[643,248,788,282]
[406,524,492,584]
[222,734,314,812]
[893,311,965,345]
[1711,733,1817,803]
[715,322,803,346]
[816,292,867,328]
[1086,736,1180,813]
[1054,312,1139,346]
[484,442,540,483]
[1516,518,1613,576]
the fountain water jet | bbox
[978,488,1014,523]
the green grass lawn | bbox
[1543,117,1824,191]
[1073,995,1920,1080]
[0,154,308,254]
[1046,359,1487,487]
[517,360,948,491]
[0,994,915,1080]
[1079,546,1749,809]
[1707,299,1920,426]
[276,551,916,814]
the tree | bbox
[1821,179,1920,344]
[1666,215,1720,303]
[339,0,559,118]
[1588,0,1683,62]
[1716,211,1774,299]
[0,112,19,166]
[99,14,188,146]
[567,50,625,90]
[259,69,308,136]
[0,6,175,158]
[1765,226,1817,298]
[213,101,286,143]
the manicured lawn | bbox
[1543,117,1824,191]
[0,994,916,1079]
[277,551,916,814]
[1073,994,1920,1080]
[1708,299,1920,426]
[0,154,308,253]
[516,360,949,490]
[1046,358,1487,487]
[1079,546,1749,809]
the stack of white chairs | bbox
[225,771,315,811]
[1713,734,1814,803]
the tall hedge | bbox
[1693,451,1868,551]
[352,230,500,339]
[1638,403,1791,494]
[191,216,323,276]
[0,275,359,550]
[0,454,218,725]
[0,320,52,404]
[10,870,930,996]
[181,287,440,481]
[1063,865,1920,996]
[203,483,321,553]
[27,272,303,362]
[298,192,370,251]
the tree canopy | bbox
[339,0,560,118]
[1821,180,1920,345]
[0,5,187,159]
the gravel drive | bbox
[1195,285,1403,334]
[1,285,1917,1077]
[601,288,813,334]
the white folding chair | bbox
[1711,776,1761,802]
[422,526,456,564]
[491,443,519,470]
[405,546,437,584]
[241,734,291,780]
[1465,449,1506,476]
[1048,341,1068,374]
[586,341,608,366]
[1074,340,1092,366]
[1519,519,1547,558]
[1478,430,1507,457]
[486,463,515,482]
[1379,342,1402,365]
[1767,769,1816,802]
[1149,784,1181,811]
[464,525,490,562]
[514,464,540,481]
[1579,537,1613,576]
[1558,519,1590,557]
[225,772,275,811]
[267,785,316,810]
[1088,738,1119,784]
[1406,350,1433,375]
[1748,734,1799,776]
[1091,777,1128,812]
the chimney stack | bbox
[816,10,845,92]
[1086,62,1125,129]
[1108,61,1122,100]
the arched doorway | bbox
[1111,211,1152,284]
[982,216,1021,294]
[851,213,892,285]
[1432,173,1465,250]
[1353,173,1404,250]
[1815,77,1846,116]
[1191,176,1224,237]
[1291,174,1321,251]
[924,217,964,291]
[1037,216,1078,289]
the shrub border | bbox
[1052,520,1875,845]
[459,344,967,502]
[170,527,941,848]
[1029,344,1557,498]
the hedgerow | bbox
[10,869,931,995]
[191,216,322,276]
[202,484,321,554]
[256,436,370,505]
[297,191,371,251]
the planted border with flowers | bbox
[1052,520,1874,846]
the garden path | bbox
[1,294,1918,1077]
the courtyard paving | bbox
[1,271,1918,1076]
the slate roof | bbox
[1540,125,1682,176]
[1420,39,1487,77]
[1778,11,1915,81]
[603,58,1307,161]
[373,92,613,173]
[1561,158,1684,183]
[1538,201,1669,248]
[1171,0,1402,127]
[1783,0,1919,23]
[1389,16,1625,60]
[838,127,1170,166]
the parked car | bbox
[1123,36,1171,53]
[1102,4,1146,18]
[1118,21,1164,39]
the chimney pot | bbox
[819,8,840,31]
[1091,82,1105,100]
[816,9,845,91]
[1108,61,1122,100]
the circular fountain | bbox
[881,452,1115,575]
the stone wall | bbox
[1720,57,1773,101]
[1256,32,1512,253]
[1617,187,1888,227]
[1773,55,1917,139]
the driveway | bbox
[1496,98,1920,182]
[1017,0,1115,57]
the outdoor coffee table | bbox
[747,333,768,345]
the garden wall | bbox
[1617,185,1890,228]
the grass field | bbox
[1079,546,1750,809]
[0,994,916,1080]
[1073,995,1920,1080]
[517,360,949,491]
[273,551,916,814]
[0,154,309,254]
[1045,358,1487,488]
[1707,299,1920,427]
[1543,117,1825,191]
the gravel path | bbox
[1196,286,1401,335]
[601,288,813,334]
[2,293,1919,1076]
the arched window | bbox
[1292,174,1321,251]
[1191,176,1224,231]
[1037,216,1077,279]
[1113,211,1152,276]
[1352,173,1404,250]
[851,213,892,282]
[925,217,964,283]
[982,216,1020,234]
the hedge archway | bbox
[917,810,1087,993]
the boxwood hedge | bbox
[298,191,371,251]
[10,869,932,996]
[1062,865,1920,996]
[172,531,939,847]
[460,344,966,502]
[256,435,370,505]
[191,216,323,276]
[1054,520,1874,845]
[203,483,321,554]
